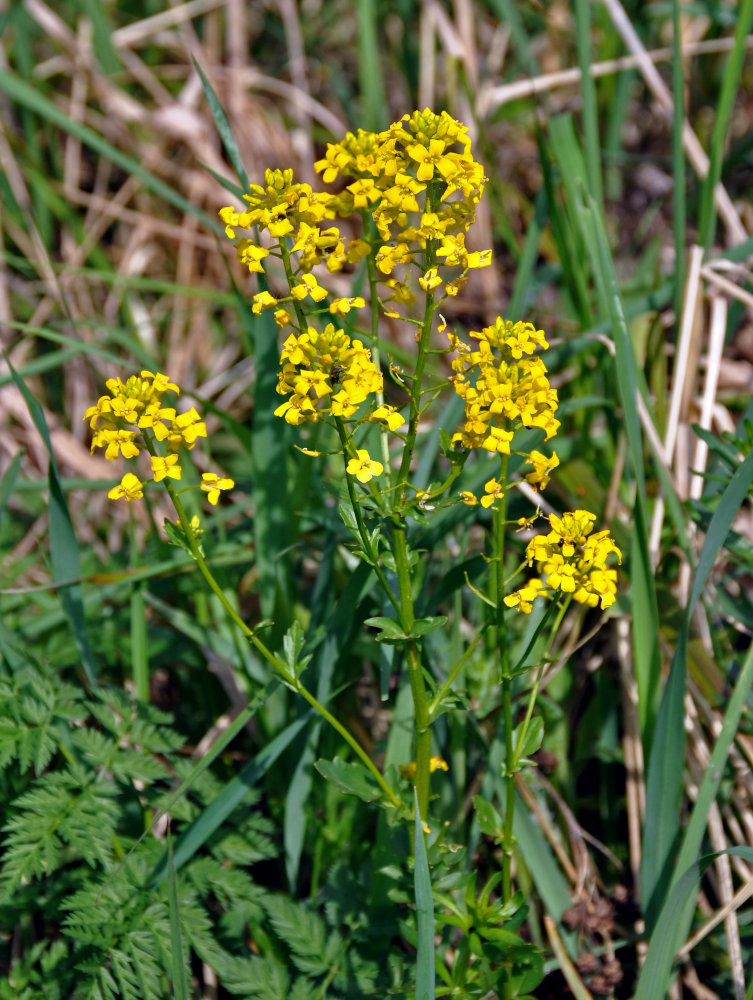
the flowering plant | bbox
[84,108,620,999]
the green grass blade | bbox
[636,847,753,1000]
[413,789,435,1000]
[643,445,753,929]
[151,711,311,883]
[697,0,753,250]
[569,172,661,744]
[284,561,374,888]
[167,832,189,1000]
[0,68,220,234]
[193,58,249,191]
[508,188,547,320]
[670,0,687,323]
[355,0,388,130]
[573,0,603,210]
[7,358,97,687]
[130,579,149,703]
[643,636,753,996]
[0,449,24,537]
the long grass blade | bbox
[167,831,190,1000]
[193,58,249,191]
[642,446,753,929]
[151,711,311,882]
[413,789,435,1000]
[697,0,753,250]
[7,359,97,687]
[573,0,603,210]
[636,634,753,997]
[636,847,753,1000]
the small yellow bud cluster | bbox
[505,511,621,613]
[84,371,233,506]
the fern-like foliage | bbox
[0,649,399,999]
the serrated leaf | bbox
[314,757,383,802]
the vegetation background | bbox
[2,0,753,998]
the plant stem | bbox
[362,209,392,486]
[392,523,431,820]
[513,596,571,765]
[163,481,401,809]
[490,454,515,902]
[334,417,402,618]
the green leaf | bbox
[364,615,447,644]
[412,616,448,637]
[314,756,383,802]
[473,796,505,842]
[413,789,435,1000]
[283,620,311,679]
[513,716,544,764]
[167,834,189,1000]
[192,58,249,191]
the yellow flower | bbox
[503,579,545,614]
[524,449,559,491]
[201,473,235,505]
[460,491,478,506]
[93,428,140,461]
[346,449,383,483]
[329,296,365,315]
[151,454,182,482]
[160,408,207,452]
[399,756,449,780]
[291,272,328,302]
[507,511,621,613]
[252,290,278,314]
[275,324,382,424]
[141,371,180,394]
[369,404,405,432]
[107,472,144,501]
[480,478,504,508]
[418,267,442,292]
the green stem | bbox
[334,417,402,618]
[279,241,309,332]
[512,597,571,766]
[427,631,482,720]
[490,454,515,902]
[392,524,431,820]
[162,480,400,809]
[362,210,392,488]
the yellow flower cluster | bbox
[219,108,492,323]
[505,511,621,613]
[274,324,382,425]
[449,318,560,456]
[84,371,233,505]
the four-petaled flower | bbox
[108,473,144,501]
[151,454,182,482]
[201,473,235,505]
[346,449,383,483]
